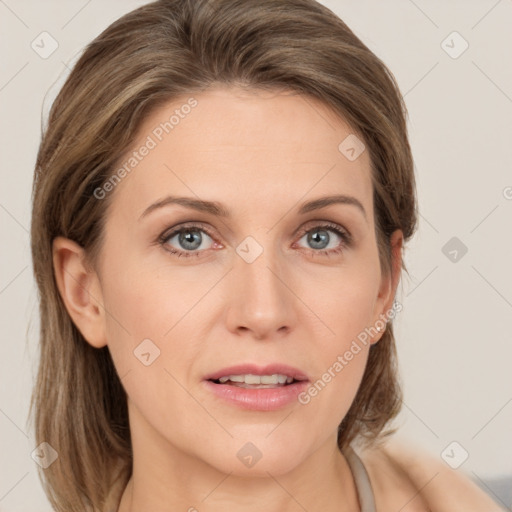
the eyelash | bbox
[156,221,352,259]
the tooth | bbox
[216,373,295,385]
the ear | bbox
[52,236,108,348]
[370,229,403,344]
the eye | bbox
[294,222,352,258]
[157,221,352,259]
[158,223,218,258]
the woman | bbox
[29,0,504,511]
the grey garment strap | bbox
[343,445,377,512]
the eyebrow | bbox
[138,193,367,222]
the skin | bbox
[53,85,404,512]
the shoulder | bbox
[354,436,506,512]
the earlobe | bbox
[52,236,108,348]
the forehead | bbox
[108,86,373,222]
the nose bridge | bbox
[237,233,285,305]
[227,232,296,337]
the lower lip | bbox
[203,380,309,411]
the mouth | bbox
[203,364,310,411]
[208,373,303,389]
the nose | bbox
[224,241,298,340]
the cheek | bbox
[100,265,208,445]
[303,260,380,351]
[100,249,210,346]
[297,260,379,410]
[295,297,374,445]
[99,253,222,397]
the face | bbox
[69,86,401,477]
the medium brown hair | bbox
[29,0,418,510]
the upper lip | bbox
[204,363,309,382]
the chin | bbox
[218,454,304,478]
[197,435,311,477]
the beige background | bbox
[1,0,511,510]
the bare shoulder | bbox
[356,437,506,512]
